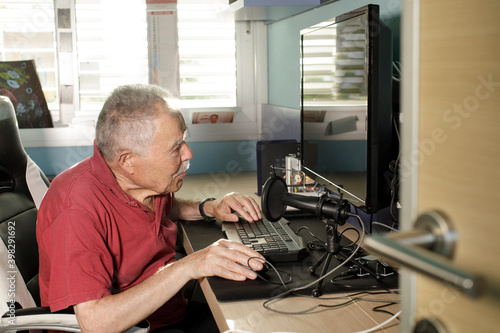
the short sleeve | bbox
[38,208,113,311]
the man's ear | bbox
[116,150,136,175]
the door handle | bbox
[364,210,483,297]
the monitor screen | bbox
[300,4,394,213]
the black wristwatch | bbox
[199,197,216,221]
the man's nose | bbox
[182,142,193,161]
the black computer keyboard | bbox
[222,218,306,262]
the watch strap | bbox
[199,197,216,221]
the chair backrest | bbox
[0,96,49,313]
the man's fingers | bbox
[237,195,261,221]
[216,239,264,262]
[210,240,264,278]
[219,193,261,221]
[249,199,262,219]
[216,259,259,280]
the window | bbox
[76,0,238,119]
[6,1,259,147]
[177,0,237,108]
[2,0,237,125]
[75,0,149,122]
[0,1,58,119]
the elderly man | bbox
[36,84,264,333]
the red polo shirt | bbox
[36,143,187,331]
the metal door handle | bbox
[364,210,483,297]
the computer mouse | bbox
[260,262,270,273]
[237,261,270,273]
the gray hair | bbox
[96,84,186,161]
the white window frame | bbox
[20,2,267,148]
[181,20,267,142]
[0,1,59,120]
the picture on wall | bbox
[192,111,234,124]
[0,60,53,128]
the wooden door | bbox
[402,0,500,331]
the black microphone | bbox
[261,175,351,223]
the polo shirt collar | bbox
[89,141,143,208]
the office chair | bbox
[0,96,149,332]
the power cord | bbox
[262,213,366,314]
[244,213,401,332]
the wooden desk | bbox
[177,172,400,332]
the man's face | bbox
[133,110,193,195]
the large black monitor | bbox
[299,5,394,213]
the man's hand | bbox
[74,239,264,333]
[180,239,265,281]
[204,192,262,222]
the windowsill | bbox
[20,105,264,148]
[20,125,96,148]
[19,119,260,148]
[20,122,261,148]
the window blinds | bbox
[177,0,237,108]
[0,1,58,119]
[1,0,237,124]
[75,0,149,122]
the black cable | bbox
[262,214,367,314]
[372,302,400,318]
[246,257,293,286]
[339,227,360,248]
[259,215,401,318]
[295,225,324,243]
[295,225,326,251]
[389,116,401,225]
[263,289,400,315]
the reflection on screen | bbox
[301,12,370,207]
[301,13,368,107]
